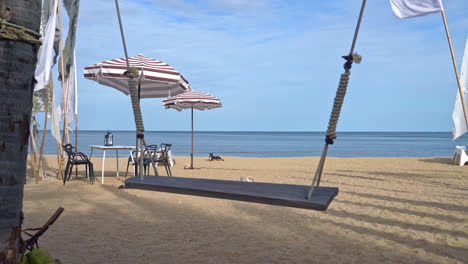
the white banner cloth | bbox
[34,0,57,92]
[452,37,468,140]
[49,79,62,145]
[390,0,443,18]
[59,52,78,128]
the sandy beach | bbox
[22,155,467,264]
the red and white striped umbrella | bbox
[162,90,222,111]
[84,54,191,98]
[163,90,222,169]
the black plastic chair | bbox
[145,143,172,177]
[142,145,159,175]
[125,145,158,177]
[62,144,94,184]
[125,150,138,177]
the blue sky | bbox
[39,0,468,132]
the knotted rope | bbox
[307,0,366,200]
[326,68,350,144]
[325,54,361,144]
[0,18,42,46]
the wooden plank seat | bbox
[124,176,338,211]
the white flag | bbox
[68,52,78,123]
[390,0,443,18]
[50,80,62,145]
[452,37,468,140]
[59,52,78,131]
[32,0,61,145]
[34,0,57,92]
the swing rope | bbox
[326,68,351,143]
[127,69,145,132]
[114,0,159,178]
[308,0,366,199]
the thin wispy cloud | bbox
[45,0,468,132]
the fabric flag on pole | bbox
[58,0,80,81]
[390,0,443,18]
[32,0,61,145]
[59,52,78,129]
[40,0,60,66]
[68,51,78,123]
[34,0,57,92]
[50,81,62,145]
[452,37,468,140]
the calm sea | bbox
[33,131,468,158]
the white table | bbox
[89,145,134,184]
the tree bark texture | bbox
[0,0,41,263]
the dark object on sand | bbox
[209,153,224,161]
[22,207,64,251]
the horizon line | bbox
[42,130,454,133]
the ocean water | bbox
[33,131,468,158]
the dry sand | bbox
[22,155,467,264]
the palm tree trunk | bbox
[0,0,41,263]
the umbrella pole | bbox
[140,138,144,180]
[191,106,194,169]
[135,133,139,176]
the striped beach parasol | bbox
[84,54,191,98]
[84,53,191,177]
[163,90,222,169]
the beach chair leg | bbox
[88,162,95,184]
[90,164,94,184]
[63,161,70,185]
[452,153,457,164]
[162,159,168,176]
[125,160,130,178]
[165,160,172,177]
[68,164,74,182]
[89,164,92,181]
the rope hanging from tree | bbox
[126,67,145,133]
[325,54,362,144]
[308,0,366,200]
[0,18,42,46]
[326,68,350,143]
[114,0,158,177]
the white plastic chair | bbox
[452,146,468,166]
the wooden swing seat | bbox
[124,176,338,211]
